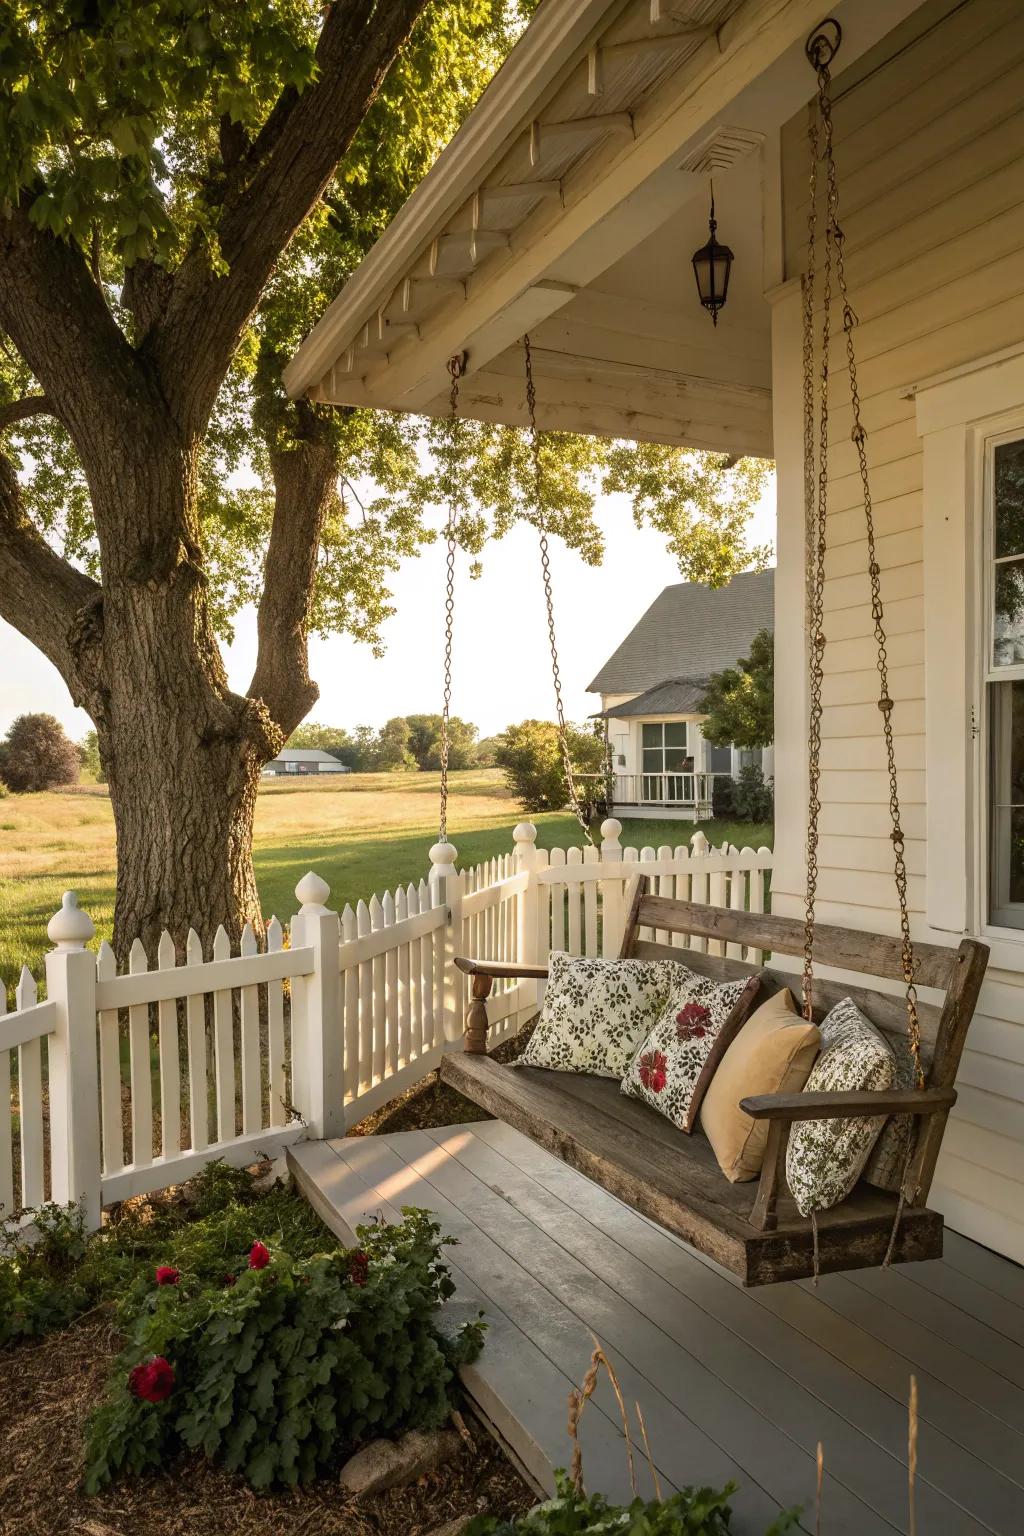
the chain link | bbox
[437,354,463,845]
[801,35,922,1083]
[524,334,595,844]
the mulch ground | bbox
[0,1309,535,1536]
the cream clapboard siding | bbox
[774,0,1024,1262]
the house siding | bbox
[774,0,1024,1262]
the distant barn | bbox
[262,749,350,778]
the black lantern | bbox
[691,186,733,326]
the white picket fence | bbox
[1,820,771,1234]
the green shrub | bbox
[710,773,736,820]
[84,1208,483,1492]
[732,764,773,823]
[465,1471,801,1534]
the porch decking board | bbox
[290,1123,1024,1535]
[462,1119,1024,1533]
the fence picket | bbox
[396,887,411,1070]
[96,941,123,1175]
[128,940,153,1167]
[688,835,709,953]
[212,926,235,1145]
[0,987,11,1220]
[419,879,434,1050]
[356,901,373,1093]
[239,924,261,1135]
[16,968,44,1208]
[383,891,398,1077]
[185,930,208,1151]
[266,917,288,1127]
[405,884,420,1062]
[583,845,599,956]
[370,895,386,1086]
[157,931,181,1158]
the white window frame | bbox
[917,341,1024,969]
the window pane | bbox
[665,722,688,748]
[641,724,661,748]
[664,748,688,772]
[994,438,1024,558]
[993,559,1024,667]
[707,745,732,773]
[989,679,1024,927]
[642,749,663,774]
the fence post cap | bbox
[600,817,622,845]
[512,821,538,844]
[47,890,95,950]
[428,840,458,872]
[295,870,331,911]
[691,829,710,853]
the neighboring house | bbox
[589,569,774,820]
[262,749,350,777]
[285,0,1024,1263]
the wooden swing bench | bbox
[440,877,989,1287]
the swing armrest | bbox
[454,957,550,980]
[740,1087,957,1122]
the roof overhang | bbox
[285,0,927,455]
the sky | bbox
[0,478,776,743]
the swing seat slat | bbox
[439,876,989,1286]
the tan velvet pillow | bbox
[699,987,821,1182]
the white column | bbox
[290,872,343,1139]
[513,822,540,1017]
[429,841,464,1046]
[45,892,101,1228]
[599,817,625,956]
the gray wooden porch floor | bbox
[289,1123,1024,1535]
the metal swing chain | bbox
[438,354,463,845]
[523,333,595,844]
[802,25,923,1085]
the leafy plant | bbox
[699,630,774,751]
[465,1470,802,1534]
[732,765,774,824]
[0,712,80,792]
[495,720,608,817]
[84,1207,483,1492]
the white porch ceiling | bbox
[285,0,929,458]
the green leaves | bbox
[697,629,774,750]
[83,1207,479,1492]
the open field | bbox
[0,769,770,986]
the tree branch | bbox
[154,0,429,434]
[0,451,103,704]
[0,203,154,450]
[248,413,340,736]
[0,394,53,429]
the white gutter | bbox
[283,0,623,399]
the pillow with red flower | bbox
[621,968,762,1132]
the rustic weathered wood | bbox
[906,936,990,1203]
[638,895,958,990]
[465,971,494,1054]
[446,883,988,1284]
[741,1087,957,1122]
[750,1119,788,1233]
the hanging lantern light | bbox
[691,184,733,326]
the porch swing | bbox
[436,20,989,1286]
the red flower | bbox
[348,1250,370,1288]
[676,1002,710,1042]
[129,1356,175,1404]
[248,1241,270,1271]
[154,1265,180,1287]
[638,1049,668,1094]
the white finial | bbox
[295,870,331,912]
[600,817,622,849]
[513,821,537,845]
[691,829,710,855]
[47,891,95,950]
[429,840,458,870]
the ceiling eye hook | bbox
[805,17,841,70]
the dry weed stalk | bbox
[566,1340,637,1498]
[908,1374,919,1536]
[815,1441,824,1536]
[635,1400,662,1503]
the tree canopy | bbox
[698,629,774,750]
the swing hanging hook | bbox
[805,17,841,70]
[448,351,468,381]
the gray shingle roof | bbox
[274,749,343,764]
[587,568,774,695]
[592,678,710,719]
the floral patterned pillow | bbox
[786,997,895,1217]
[863,1032,918,1192]
[620,969,761,1133]
[518,952,684,1078]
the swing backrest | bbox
[618,879,989,1191]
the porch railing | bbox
[1,820,772,1235]
[612,771,721,811]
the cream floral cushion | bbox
[786,997,895,1217]
[518,952,682,1078]
[863,1033,918,1192]
[621,969,760,1133]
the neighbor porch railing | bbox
[1,820,772,1235]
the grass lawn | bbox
[0,768,770,988]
